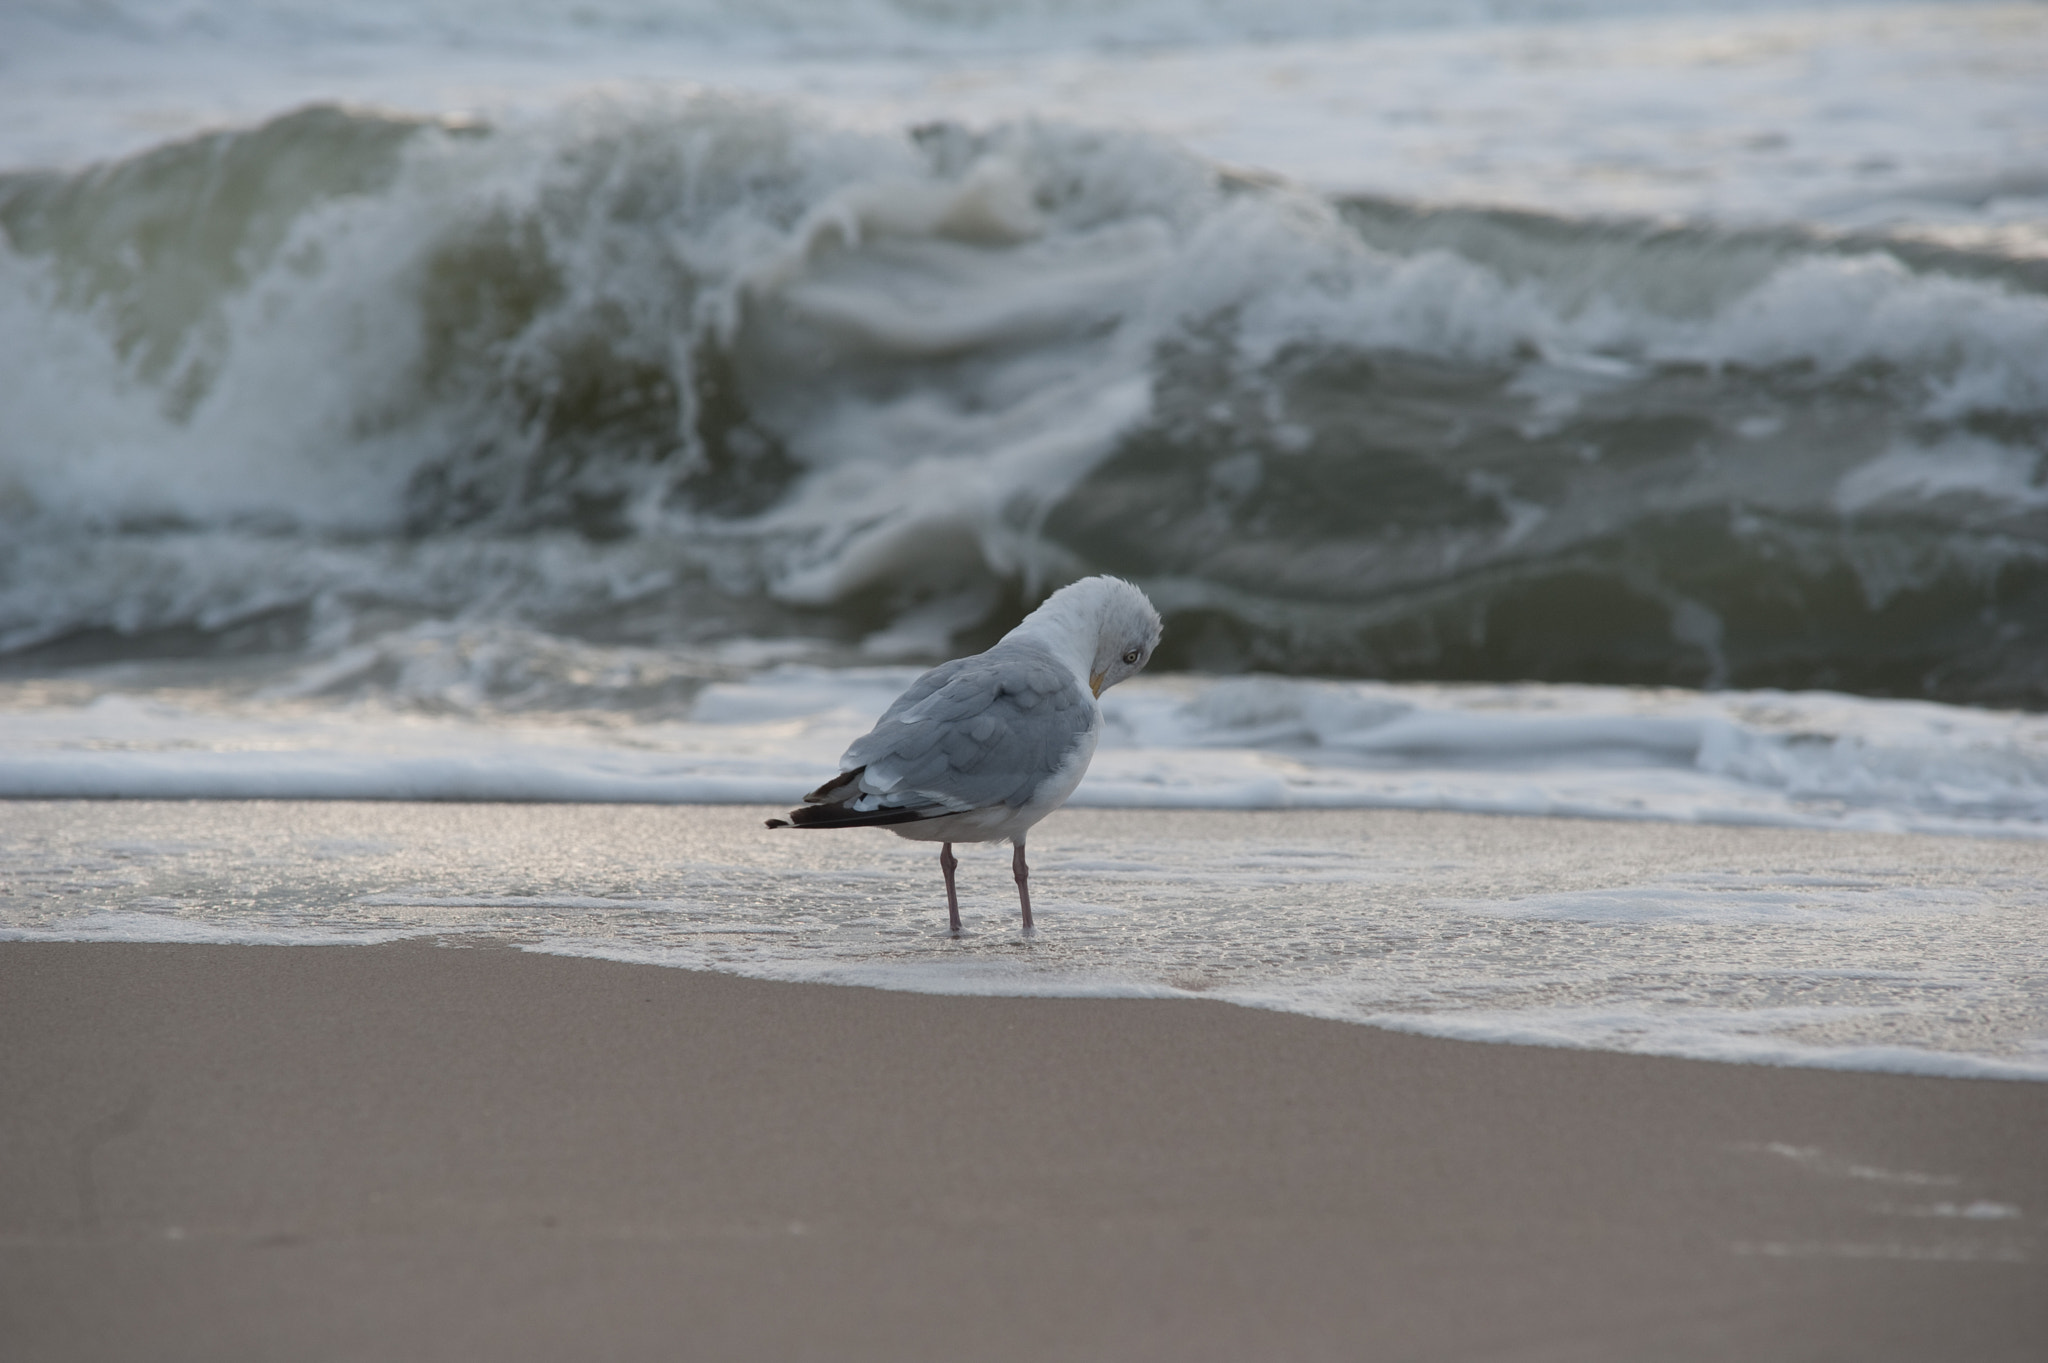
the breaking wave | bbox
[3,98,2045,704]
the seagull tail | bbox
[763,767,936,831]
[765,804,931,830]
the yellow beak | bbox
[1089,671,1105,698]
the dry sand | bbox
[2,939,2043,1362]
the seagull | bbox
[768,576,1162,933]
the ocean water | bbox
[2,1,2045,1075]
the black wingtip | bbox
[767,804,936,831]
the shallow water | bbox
[5,801,2043,1080]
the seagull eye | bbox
[1122,649,1141,665]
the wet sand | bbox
[2,939,2042,1361]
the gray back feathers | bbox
[835,638,1093,815]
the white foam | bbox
[1734,1242,2029,1262]
[0,909,433,947]
[1918,1202,2023,1220]
[1458,874,1990,924]
[1834,437,2048,516]
[1346,1007,2048,1081]
[6,673,2047,836]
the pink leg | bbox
[940,842,960,934]
[1012,839,1033,932]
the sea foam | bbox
[5,667,2045,837]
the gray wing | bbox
[835,640,1093,815]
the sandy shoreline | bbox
[3,941,2042,1361]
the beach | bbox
[4,2,2047,1355]
[4,936,2042,1361]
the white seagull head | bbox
[1006,575,1163,698]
